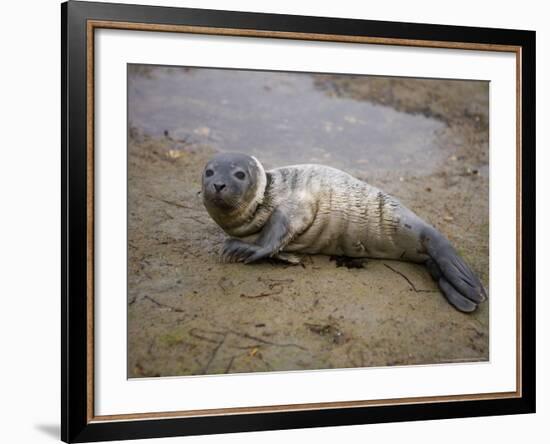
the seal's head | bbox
[201,153,267,223]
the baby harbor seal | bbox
[201,153,487,312]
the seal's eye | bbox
[234,171,246,180]
[205,169,214,177]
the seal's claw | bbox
[243,247,270,264]
[233,245,256,262]
[221,238,244,263]
[222,243,272,264]
[221,239,262,263]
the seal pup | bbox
[201,152,487,313]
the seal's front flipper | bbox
[221,238,262,263]
[422,228,487,312]
[220,209,296,264]
[243,207,312,264]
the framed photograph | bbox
[62,1,535,442]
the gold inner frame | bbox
[85,19,523,423]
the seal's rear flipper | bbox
[426,258,478,311]
[438,277,478,312]
[422,228,487,312]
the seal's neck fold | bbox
[249,156,267,207]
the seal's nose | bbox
[213,183,226,193]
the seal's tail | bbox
[422,227,487,312]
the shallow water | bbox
[128,65,445,174]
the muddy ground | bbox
[127,70,489,378]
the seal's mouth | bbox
[207,193,237,211]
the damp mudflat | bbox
[127,65,489,377]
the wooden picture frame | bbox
[62,1,536,442]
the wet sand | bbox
[127,67,489,378]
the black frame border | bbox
[62,1,536,442]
